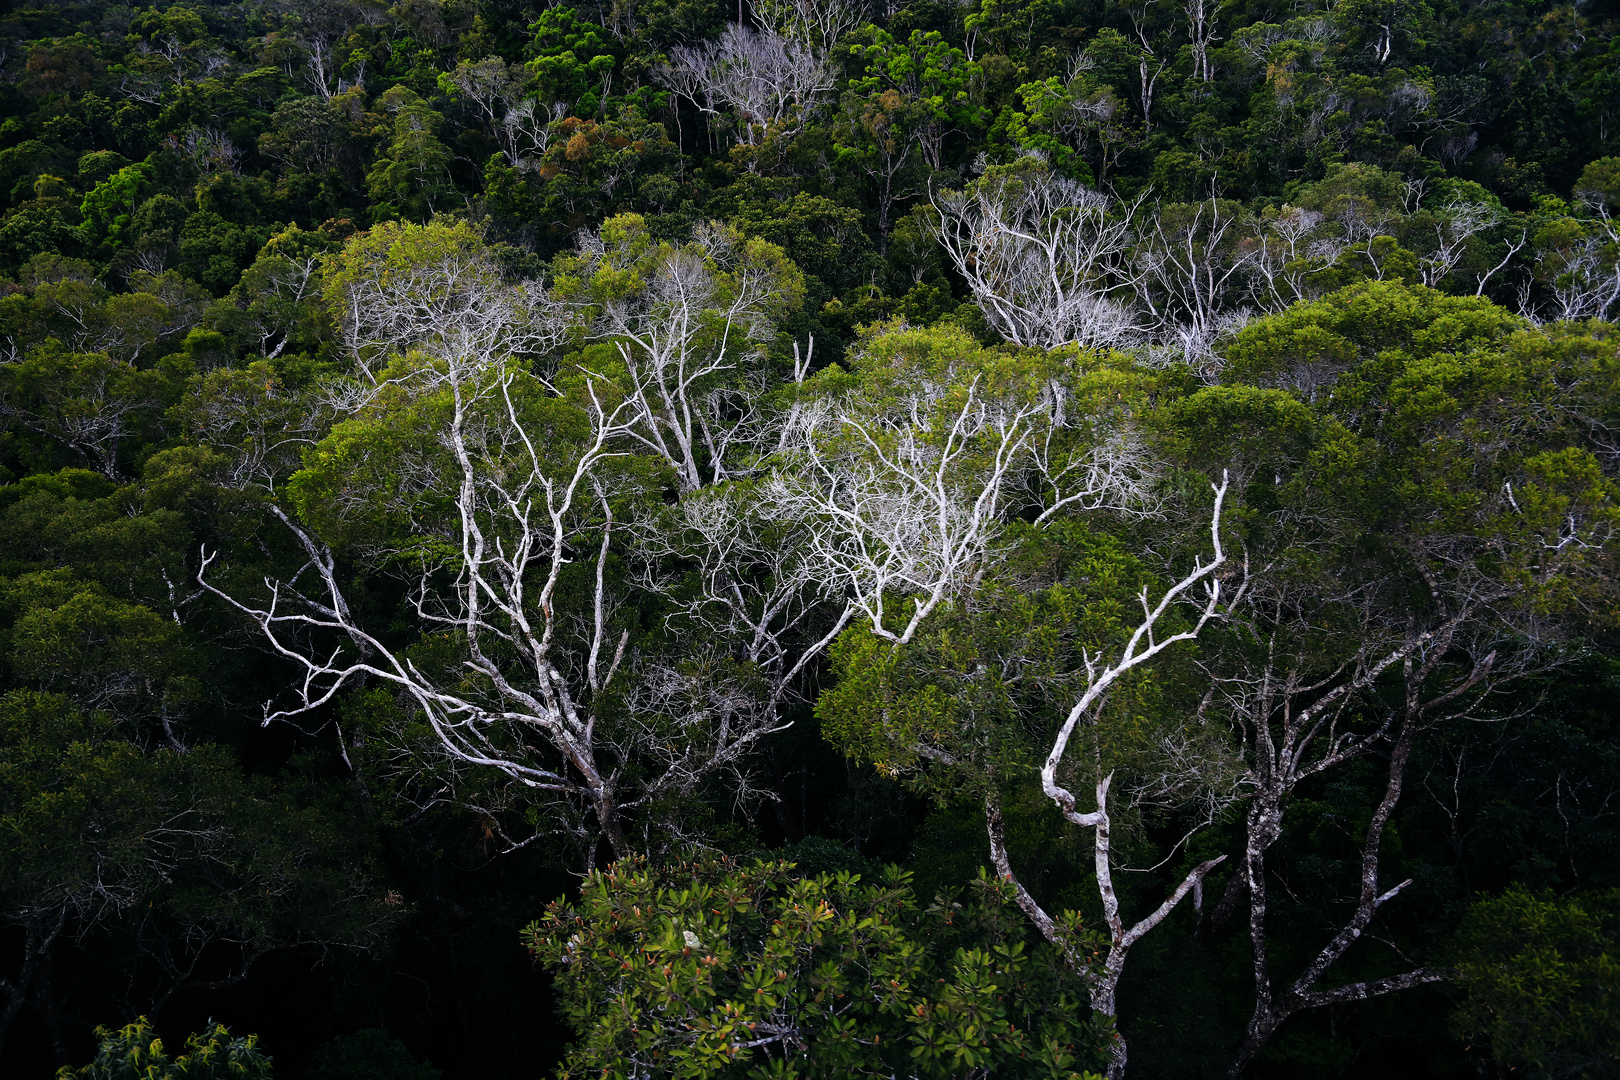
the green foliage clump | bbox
[1451,888,1620,1079]
[57,1018,272,1080]
[526,855,1108,1079]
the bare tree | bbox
[1543,209,1620,322]
[769,329,1234,1079]
[657,46,721,152]
[630,480,856,776]
[659,25,833,148]
[566,220,801,492]
[1135,199,1254,370]
[324,230,571,383]
[444,58,561,168]
[1242,205,1344,313]
[1212,617,1472,1075]
[1184,0,1220,86]
[751,0,862,49]
[172,126,243,177]
[198,332,795,860]
[982,474,1234,1080]
[1196,414,1619,1074]
[1124,1,1171,131]
[0,350,165,481]
[1417,195,1498,289]
[303,34,339,99]
[175,361,331,491]
[1200,555,1579,1075]
[935,168,1147,350]
[1027,379,1162,525]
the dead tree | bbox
[935,170,1147,350]
[985,474,1234,1080]
[200,237,806,861]
[660,25,833,148]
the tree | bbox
[259,96,354,176]
[0,341,188,480]
[211,225,338,362]
[0,692,182,1065]
[848,30,983,172]
[525,5,619,116]
[816,488,1235,1080]
[0,690,384,1067]
[1191,283,1620,1074]
[1532,169,1620,322]
[751,0,860,51]
[364,88,456,222]
[1450,887,1620,1079]
[788,322,1222,1078]
[202,221,815,863]
[835,88,921,255]
[78,162,154,250]
[934,164,1145,351]
[1008,64,1136,183]
[660,25,834,152]
[1132,198,1254,370]
[320,218,566,382]
[441,57,552,169]
[525,854,1109,1078]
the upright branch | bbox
[1041,473,1231,826]
[996,472,1234,1080]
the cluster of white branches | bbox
[202,346,652,855]
[1545,196,1620,322]
[937,168,1509,368]
[768,380,1044,644]
[328,243,572,385]
[767,344,1160,647]
[1132,199,1257,370]
[573,222,790,490]
[444,58,567,169]
[750,0,862,49]
[171,126,243,177]
[936,172,1146,351]
[632,478,852,698]
[660,25,834,146]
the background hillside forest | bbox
[3,0,1620,1077]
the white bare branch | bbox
[935,170,1147,350]
[659,25,833,147]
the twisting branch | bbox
[1040,473,1231,826]
[1022,472,1232,1079]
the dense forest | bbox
[1,0,1619,1077]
